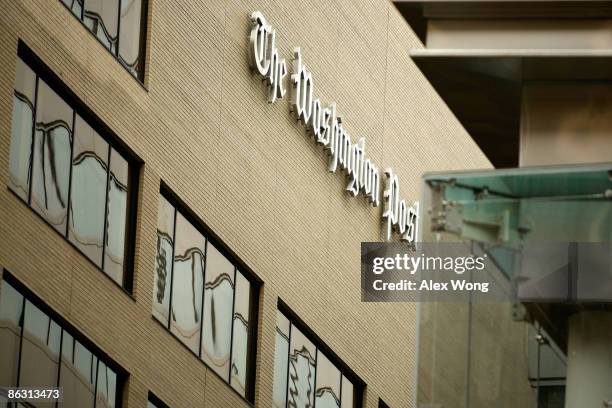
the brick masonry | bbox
[0,1,491,407]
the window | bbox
[60,0,148,81]
[151,187,260,401]
[0,272,126,407]
[147,392,169,408]
[7,45,140,291]
[272,306,363,408]
[379,399,390,408]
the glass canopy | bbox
[421,163,612,304]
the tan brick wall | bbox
[0,1,491,408]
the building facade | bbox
[0,1,491,408]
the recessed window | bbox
[152,188,259,401]
[60,0,148,81]
[379,399,390,408]
[0,273,126,407]
[272,307,363,408]
[7,45,140,291]
[147,392,170,408]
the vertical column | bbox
[565,311,612,407]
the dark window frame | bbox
[277,299,366,408]
[153,182,262,404]
[58,0,149,84]
[147,391,170,408]
[11,41,142,295]
[1,269,128,407]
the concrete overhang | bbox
[394,0,612,45]
[393,1,612,168]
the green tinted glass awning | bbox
[423,163,612,245]
[421,163,612,307]
[428,165,610,200]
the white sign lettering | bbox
[290,48,381,206]
[383,169,419,242]
[248,11,418,241]
[248,12,287,103]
